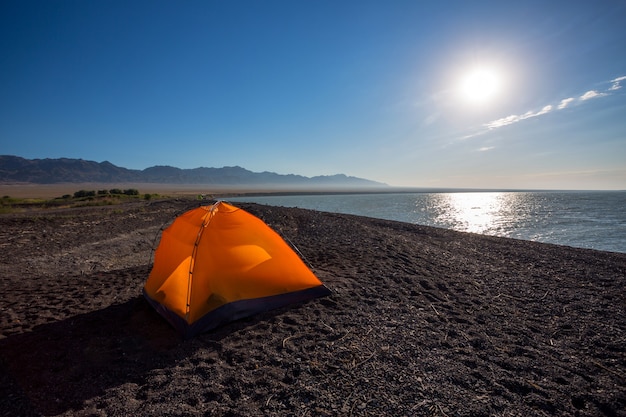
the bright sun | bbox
[458,66,502,105]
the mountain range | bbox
[0,156,387,188]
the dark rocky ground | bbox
[1,198,625,416]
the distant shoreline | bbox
[0,183,393,199]
[1,182,618,199]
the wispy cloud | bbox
[609,76,626,91]
[558,97,575,109]
[580,90,606,100]
[485,105,552,129]
[484,75,625,131]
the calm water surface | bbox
[230,191,626,253]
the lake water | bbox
[229,191,626,253]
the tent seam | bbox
[186,202,218,319]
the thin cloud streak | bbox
[484,75,625,130]
[485,105,552,129]
[609,76,626,91]
[558,97,575,109]
[580,90,605,100]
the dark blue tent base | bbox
[143,285,332,339]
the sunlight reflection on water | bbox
[416,192,558,240]
[427,192,505,234]
[420,192,538,236]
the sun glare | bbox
[458,66,502,105]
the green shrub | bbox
[74,190,96,198]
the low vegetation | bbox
[0,189,160,213]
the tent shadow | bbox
[0,295,186,416]
[0,290,298,416]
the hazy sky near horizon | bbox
[1,1,625,190]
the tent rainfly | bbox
[143,201,331,338]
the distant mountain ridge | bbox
[0,156,387,188]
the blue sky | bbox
[1,0,625,189]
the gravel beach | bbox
[1,198,625,416]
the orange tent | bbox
[143,201,331,338]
